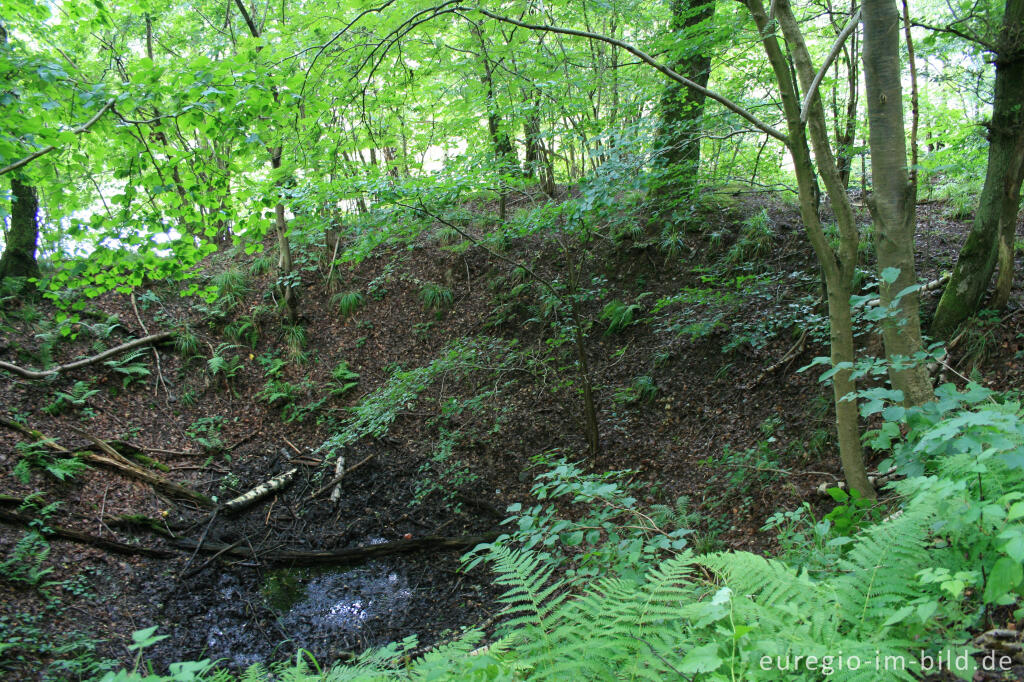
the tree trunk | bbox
[270,148,297,322]
[0,177,42,287]
[931,0,1024,336]
[649,0,715,222]
[750,0,873,497]
[861,0,933,407]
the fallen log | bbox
[0,417,215,508]
[0,332,173,380]
[73,429,215,508]
[171,531,500,567]
[0,508,175,558]
[223,467,297,513]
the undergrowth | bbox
[101,379,1024,681]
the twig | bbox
[179,508,219,579]
[0,99,115,176]
[131,293,171,403]
[181,539,243,579]
[308,453,375,501]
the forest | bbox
[1,0,1024,678]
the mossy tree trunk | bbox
[861,0,934,407]
[931,0,1024,337]
[0,176,42,288]
[649,0,715,224]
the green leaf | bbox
[679,643,723,673]
[880,267,901,284]
[128,626,169,651]
[983,557,1023,603]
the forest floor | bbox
[1,189,1023,679]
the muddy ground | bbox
[1,191,1022,678]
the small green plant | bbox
[224,315,260,349]
[210,267,250,311]
[957,308,1001,372]
[600,299,640,335]
[207,343,242,383]
[257,352,287,378]
[0,497,61,595]
[186,416,226,454]
[282,324,306,358]
[249,254,274,276]
[173,328,200,359]
[13,441,88,484]
[419,282,454,312]
[256,378,304,408]
[43,380,99,416]
[102,348,151,388]
[412,320,435,340]
[613,374,658,404]
[332,290,365,317]
[726,208,775,264]
[467,455,693,582]
[329,360,360,397]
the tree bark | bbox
[649,0,715,222]
[752,0,873,497]
[0,177,42,287]
[861,0,934,407]
[931,0,1024,336]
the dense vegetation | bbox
[2,0,1024,679]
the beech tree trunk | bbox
[750,0,873,498]
[861,0,933,407]
[931,0,1024,336]
[0,177,42,287]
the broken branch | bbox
[0,332,173,380]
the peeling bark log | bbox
[222,468,297,512]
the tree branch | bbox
[0,332,173,380]
[0,99,116,176]
[457,6,791,146]
[800,8,862,123]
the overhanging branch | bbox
[0,99,116,176]
[459,6,791,146]
[800,8,861,124]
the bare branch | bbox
[0,332,173,380]
[460,6,791,146]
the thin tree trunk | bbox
[754,0,873,497]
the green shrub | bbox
[419,282,454,311]
[332,290,365,317]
